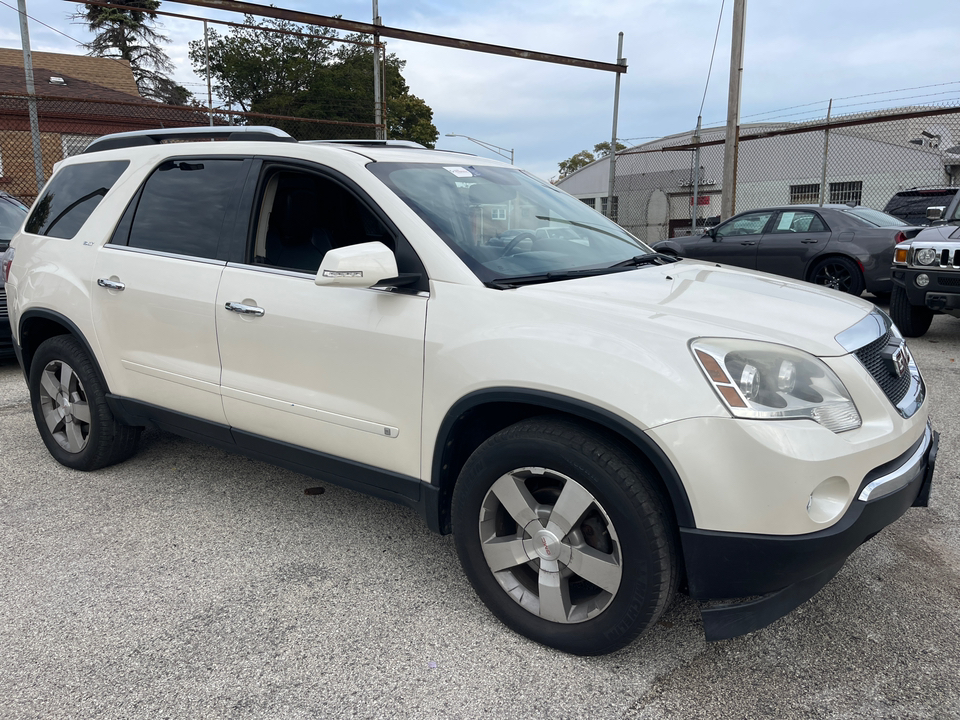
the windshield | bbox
[367,162,653,283]
[839,207,907,228]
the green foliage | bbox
[558,150,595,178]
[188,19,438,146]
[558,141,628,178]
[75,1,191,105]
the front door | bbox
[756,210,831,280]
[690,210,775,268]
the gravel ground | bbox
[0,309,957,719]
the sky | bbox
[2,0,959,179]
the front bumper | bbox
[681,423,938,640]
[893,268,960,311]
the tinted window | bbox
[25,160,128,239]
[252,169,392,274]
[840,207,907,228]
[123,159,243,259]
[883,190,957,223]
[0,196,27,244]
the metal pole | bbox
[818,98,833,206]
[721,0,747,220]
[605,32,624,221]
[691,115,702,233]
[204,20,214,126]
[373,1,383,139]
[18,0,44,192]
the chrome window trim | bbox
[858,423,931,502]
[223,262,431,297]
[101,244,225,266]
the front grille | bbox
[936,276,960,287]
[854,330,912,407]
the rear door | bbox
[91,157,250,424]
[756,210,831,281]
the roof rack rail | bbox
[82,126,295,154]
[301,139,427,149]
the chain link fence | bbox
[608,103,960,246]
[0,92,381,205]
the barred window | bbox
[600,196,618,222]
[790,184,820,204]
[830,181,862,205]
[579,197,596,209]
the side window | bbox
[770,211,829,234]
[715,211,773,238]
[25,160,128,239]
[251,169,393,274]
[116,158,244,260]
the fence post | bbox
[17,0,44,193]
[818,98,833,206]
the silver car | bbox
[654,204,922,296]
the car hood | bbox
[516,260,876,357]
[911,224,960,242]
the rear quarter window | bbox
[25,160,129,239]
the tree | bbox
[593,141,627,157]
[558,141,628,178]
[558,150,595,178]
[74,1,191,105]
[188,20,438,146]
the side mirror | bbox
[926,206,945,221]
[315,241,398,288]
[707,228,719,241]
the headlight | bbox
[916,248,938,265]
[691,339,861,433]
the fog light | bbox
[916,273,930,287]
[807,477,850,524]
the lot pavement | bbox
[1,309,958,719]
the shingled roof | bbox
[0,48,141,100]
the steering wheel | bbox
[501,232,536,257]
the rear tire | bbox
[810,256,865,296]
[890,285,934,338]
[29,336,141,470]
[452,417,678,655]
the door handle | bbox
[801,239,819,244]
[97,278,125,291]
[225,301,265,317]
[740,241,757,245]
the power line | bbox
[698,0,725,119]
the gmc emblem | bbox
[881,340,910,378]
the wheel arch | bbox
[431,388,695,535]
[804,252,865,284]
[18,309,109,392]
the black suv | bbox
[891,190,960,336]
[883,187,959,227]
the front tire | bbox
[452,417,678,655]
[29,336,141,470]
[890,285,934,337]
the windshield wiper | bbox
[485,267,629,289]
[609,253,682,268]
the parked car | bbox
[883,187,959,226]
[3,127,936,655]
[654,204,922,297]
[891,189,960,336]
[0,190,28,359]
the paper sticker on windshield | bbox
[444,166,475,178]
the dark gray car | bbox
[654,204,922,296]
[0,191,28,359]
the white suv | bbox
[2,127,937,655]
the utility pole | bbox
[18,0,44,192]
[372,0,384,139]
[818,98,833,206]
[605,32,625,222]
[721,0,747,220]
